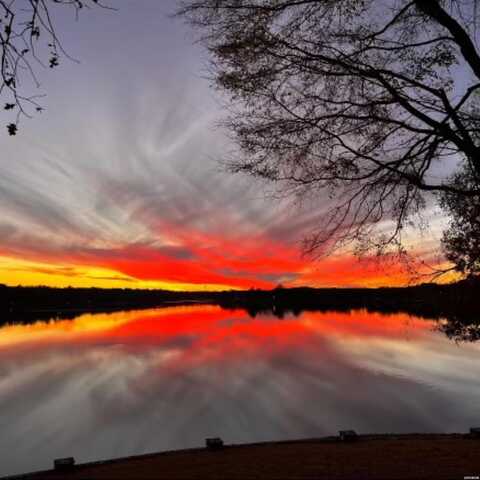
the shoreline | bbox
[4,433,480,480]
[1,277,480,326]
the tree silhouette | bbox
[0,0,109,135]
[441,168,480,276]
[178,0,480,267]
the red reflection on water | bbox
[0,305,433,360]
[2,304,479,480]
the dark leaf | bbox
[7,123,17,136]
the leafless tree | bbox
[0,0,109,135]
[178,0,480,269]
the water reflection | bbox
[1,306,479,476]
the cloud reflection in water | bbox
[0,305,479,476]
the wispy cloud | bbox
[0,0,447,290]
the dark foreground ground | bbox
[6,434,480,480]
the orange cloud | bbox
[0,212,451,290]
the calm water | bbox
[1,305,479,476]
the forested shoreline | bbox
[1,278,479,327]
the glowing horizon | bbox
[0,2,457,292]
[0,250,456,291]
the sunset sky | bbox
[0,1,454,291]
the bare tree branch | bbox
[178,0,480,273]
[0,0,111,135]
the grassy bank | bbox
[5,433,480,480]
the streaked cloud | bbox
[0,1,449,290]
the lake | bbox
[1,305,479,477]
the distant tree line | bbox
[1,279,479,342]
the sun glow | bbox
[0,256,239,291]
